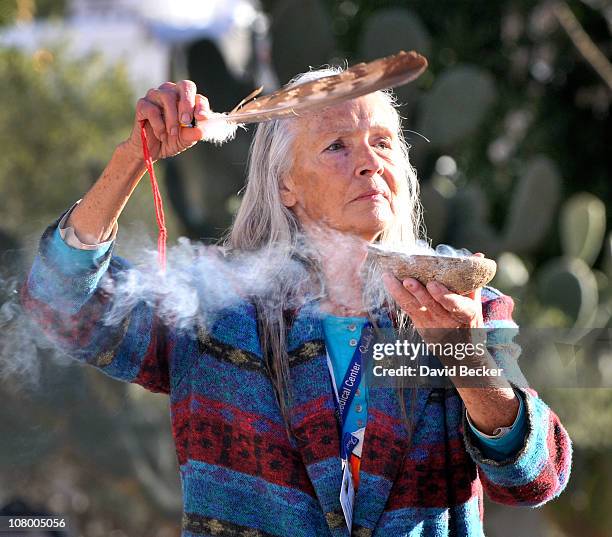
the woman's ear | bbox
[279,176,297,208]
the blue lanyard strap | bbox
[326,321,374,459]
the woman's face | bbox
[281,93,404,242]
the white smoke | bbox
[0,224,475,385]
[100,236,319,334]
[374,239,474,258]
[0,273,73,387]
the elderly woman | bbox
[21,69,571,537]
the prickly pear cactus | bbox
[417,65,497,148]
[270,0,336,84]
[536,257,599,326]
[560,192,607,266]
[358,8,431,107]
[502,156,561,254]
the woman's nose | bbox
[355,145,384,178]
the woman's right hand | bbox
[123,80,212,163]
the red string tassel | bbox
[139,120,167,272]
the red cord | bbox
[139,120,167,271]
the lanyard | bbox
[326,320,378,532]
[326,321,374,460]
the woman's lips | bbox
[353,190,388,202]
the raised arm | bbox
[20,80,212,394]
[66,80,211,245]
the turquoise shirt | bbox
[51,225,112,274]
[322,314,370,436]
[321,313,527,461]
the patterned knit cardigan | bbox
[21,217,572,537]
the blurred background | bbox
[0,0,610,535]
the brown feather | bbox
[224,50,428,124]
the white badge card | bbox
[340,460,355,531]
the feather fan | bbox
[198,50,428,144]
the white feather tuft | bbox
[199,113,244,145]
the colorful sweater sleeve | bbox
[461,286,573,507]
[20,209,172,394]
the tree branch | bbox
[553,0,612,90]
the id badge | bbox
[340,459,355,531]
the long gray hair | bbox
[221,66,427,441]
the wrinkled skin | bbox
[281,92,402,243]
[280,93,485,332]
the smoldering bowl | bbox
[367,245,497,295]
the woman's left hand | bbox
[382,253,520,433]
[381,253,486,334]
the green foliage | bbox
[0,0,67,26]
[358,8,432,62]
[0,0,17,26]
[560,192,607,266]
[357,7,431,106]
[522,192,610,330]
[536,256,599,326]
[491,251,530,290]
[542,395,612,536]
[420,154,563,259]
[270,0,336,83]
[0,46,133,237]
[0,361,180,529]
[502,156,562,254]
[419,180,449,245]
[417,65,497,148]
[605,231,612,279]
[31,0,68,20]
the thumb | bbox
[178,124,204,146]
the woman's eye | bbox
[375,139,392,149]
[325,142,344,152]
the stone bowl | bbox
[367,244,497,295]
